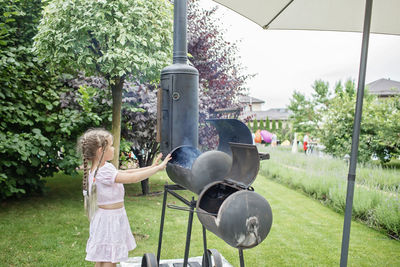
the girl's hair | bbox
[78,128,112,175]
[77,128,112,220]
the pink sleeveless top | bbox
[88,162,124,205]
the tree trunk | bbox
[137,155,150,195]
[140,179,149,196]
[111,77,124,168]
[133,142,160,195]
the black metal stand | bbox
[239,248,245,267]
[156,183,245,267]
[157,184,204,267]
[202,226,210,267]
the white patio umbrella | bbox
[212,0,400,266]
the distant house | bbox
[240,108,292,129]
[366,78,400,97]
[238,96,265,112]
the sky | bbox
[200,0,400,109]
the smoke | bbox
[170,145,201,169]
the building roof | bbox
[238,95,265,104]
[366,78,400,96]
[240,108,292,121]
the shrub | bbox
[0,1,105,199]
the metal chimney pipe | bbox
[159,0,199,155]
[173,0,188,64]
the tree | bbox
[121,81,159,195]
[289,78,399,163]
[252,119,258,133]
[320,80,376,162]
[34,0,173,167]
[259,119,265,130]
[247,120,252,130]
[0,0,104,199]
[321,80,400,163]
[188,0,253,150]
[278,120,282,131]
[288,80,330,137]
[266,117,270,130]
[371,95,400,162]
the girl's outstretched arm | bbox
[115,154,171,184]
[120,154,163,173]
[120,166,153,173]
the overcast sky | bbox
[201,0,400,109]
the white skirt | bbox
[86,207,136,263]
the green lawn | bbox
[0,171,399,266]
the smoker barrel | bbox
[196,143,273,249]
[197,187,272,249]
[166,146,232,194]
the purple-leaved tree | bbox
[188,0,254,150]
[121,81,159,195]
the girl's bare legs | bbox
[95,263,116,267]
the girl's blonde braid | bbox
[82,157,89,192]
[93,139,108,179]
[81,136,91,219]
[87,138,108,221]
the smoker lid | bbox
[206,119,253,156]
[225,142,260,187]
[168,145,201,169]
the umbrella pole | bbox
[340,0,373,266]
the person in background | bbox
[271,133,277,147]
[303,133,310,154]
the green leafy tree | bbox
[33,0,173,167]
[320,80,377,162]
[371,96,400,162]
[266,117,270,130]
[271,120,276,132]
[288,80,330,137]
[289,78,399,163]
[0,0,104,199]
[252,119,258,133]
[247,120,252,130]
[259,119,265,130]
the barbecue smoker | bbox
[142,1,272,266]
[167,121,273,249]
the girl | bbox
[78,128,171,267]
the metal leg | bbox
[239,248,245,267]
[157,185,169,264]
[202,226,210,267]
[183,197,195,267]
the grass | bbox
[261,146,400,191]
[0,171,399,266]
[259,146,400,238]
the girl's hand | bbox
[157,154,172,171]
[152,153,163,167]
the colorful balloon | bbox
[260,130,272,143]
